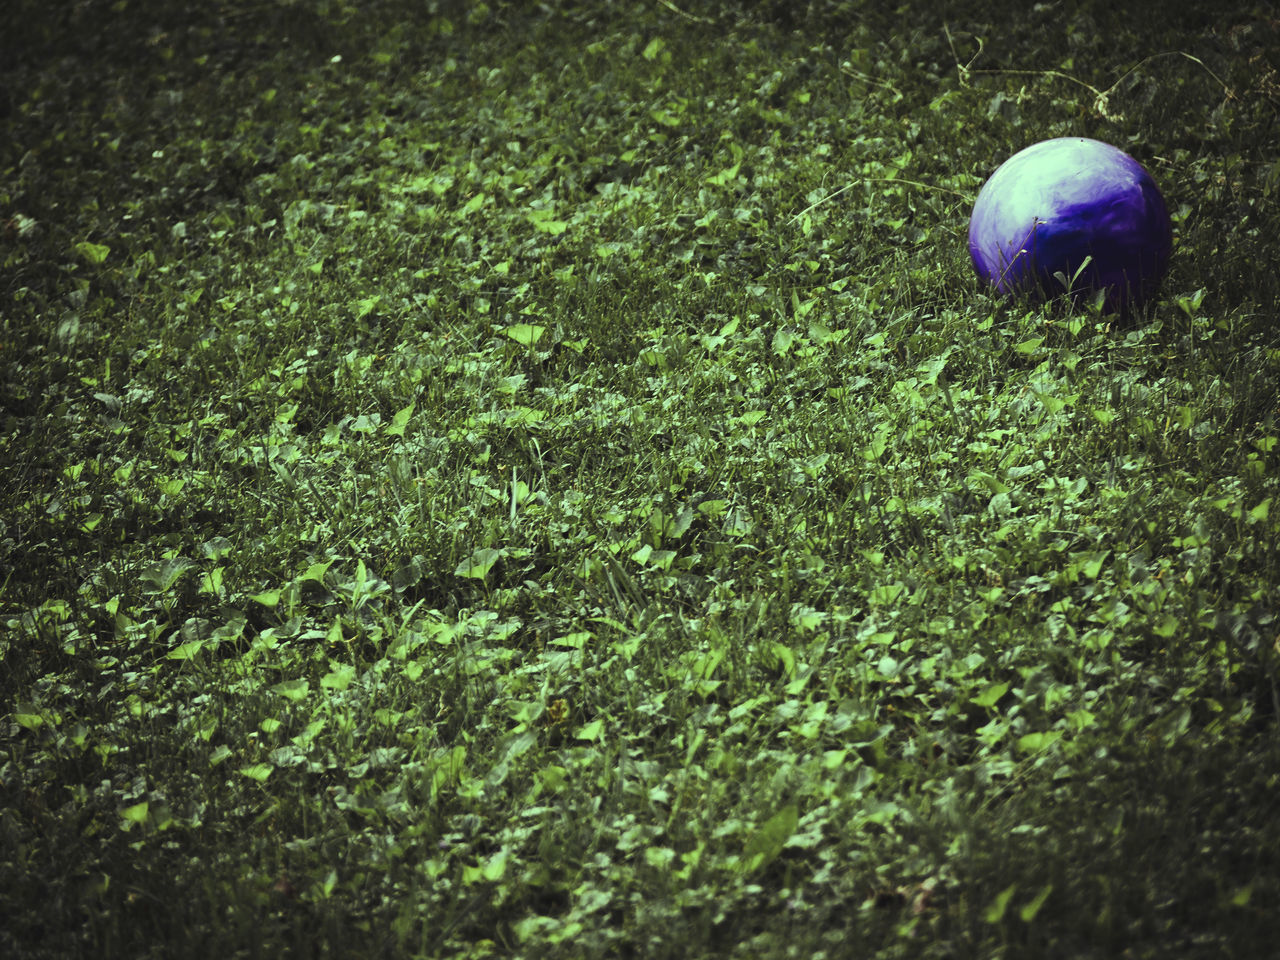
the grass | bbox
[2,0,1279,956]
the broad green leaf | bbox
[741,804,798,874]
[791,290,818,319]
[486,730,537,788]
[238,763,273,782]
[121,801,149,825]
[870,581,905,605]
[74,241,111,264]
[984,883,1018,923]
[969,470,1010,494]
[1248,497,1272,523]
[527,213,568,235]
[503,405,547,426]
[457,192,486,218]
[455,547,503,579]
[863,428,889,460]
[385,401,414,437]
[1015,337,1044,355]
[1033,389,1068,416]
[482,849,508,881]
[199,567,224,596]
[792,606,825,630]
[321,662,356,691]
[293,718,326,746]
[463,849,508,885]
[1066,708,1096,732]
[351,295,380,319]
[645,846,676,868]
[1080,551,1109,579]
[648,549,676,570]
[649,106,681,127]
[201,537,234,561]
[1015,730,1061,753]
[808,319,835,343]
[972,682,1009,708]
[167,640,205,661]
[706,162,740,186]
[297,559,335,584]
[271,678,310,702]
[772,327,795,355]
[13,704,44,730]
[140,557,195,593]
[504,324,545,347]
[769,641,796,677]
[1019,883,1053,922]
[796,700,828,738]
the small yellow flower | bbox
[547,699,569,725]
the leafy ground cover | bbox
[2,0,1279,956]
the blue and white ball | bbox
[969,137,1172,312]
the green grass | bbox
[2,0,1279,956]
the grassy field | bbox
[3,0,1279,956]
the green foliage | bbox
[2,0,1278,957]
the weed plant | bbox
[2,0,1279,957]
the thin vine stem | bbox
[789,177,972,224]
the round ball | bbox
[968,137,1172,312]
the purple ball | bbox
[968,137,1172,312]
